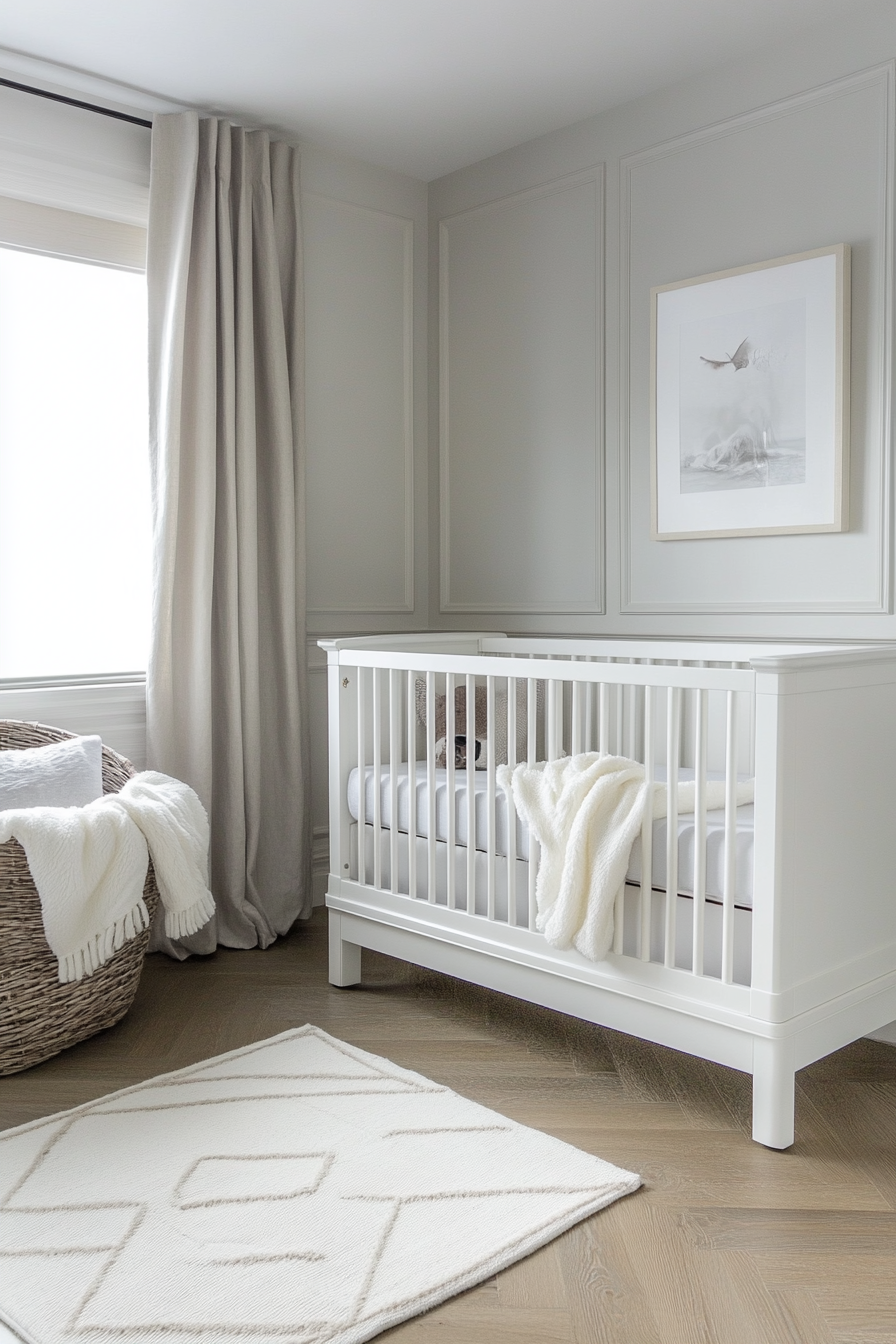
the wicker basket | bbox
[0,720,159,1075]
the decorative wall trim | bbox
[439,167,605,615]
[304,194,415,616]
[306,637,329,672]
[618,62,894,615]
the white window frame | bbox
[0,193,145,271]
[0,195,150,713]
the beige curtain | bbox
[146,111,311,956]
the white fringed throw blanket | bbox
[498,753,753,963]
[0,772,215,982]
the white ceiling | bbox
[0,0,864,180]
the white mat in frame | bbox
[0,1026,640,1344]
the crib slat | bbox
[527,677,538,930]
[486,675,496,921]
[664,686,681,968]
[722,690,738,982]
[506,675,518,926]
[445,671,456,909]
[639,686,655,960]
[357,667,367,886]
[372,667,382,890]
[626,674,637,760]
[389,670,400,895]
[571,665,583,755]
[527,677,537,764]
[692,687,708,977]
[599,682,609,756]
[466,673,476,916]
[547,678,561,760]
[407,670,417,900]
[584,662,594,753]
[426,670,437,904]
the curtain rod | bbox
[0,75,153,128]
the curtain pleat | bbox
[146,112,311,956]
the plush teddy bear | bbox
[415,679,542,769]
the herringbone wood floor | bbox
[2,908,894,1343]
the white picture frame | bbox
[650,244,850,541]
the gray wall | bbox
[429,1,896,642]
[300,144,429,893]
[303,144,429,637]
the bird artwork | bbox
[700,337,751,371]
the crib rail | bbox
[340,646,755,691]
[328,640,756,989]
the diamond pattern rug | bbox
[0,1026,640,1344]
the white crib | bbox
[321,632,896,1148]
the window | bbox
[0,199,150,681]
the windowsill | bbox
[0,672,147,692]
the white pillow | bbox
[0,735,104,810]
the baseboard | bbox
[867,1021,896,1046]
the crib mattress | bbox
[347,764,755,907]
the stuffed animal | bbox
[416,679,543,769]
[433,733,487,769]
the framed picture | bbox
[650,244,850,540]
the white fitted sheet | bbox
[347,764,755,907]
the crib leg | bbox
[751,1038,795,1149]
[328,912,362,987]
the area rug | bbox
[0,1026,640,1344]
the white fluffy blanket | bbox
[0,772,215,982]
[497,753,753,963]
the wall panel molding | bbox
[306,638,328,671]
[618,62,894,615]
[305,194,415,615]
[439,167,605,614]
